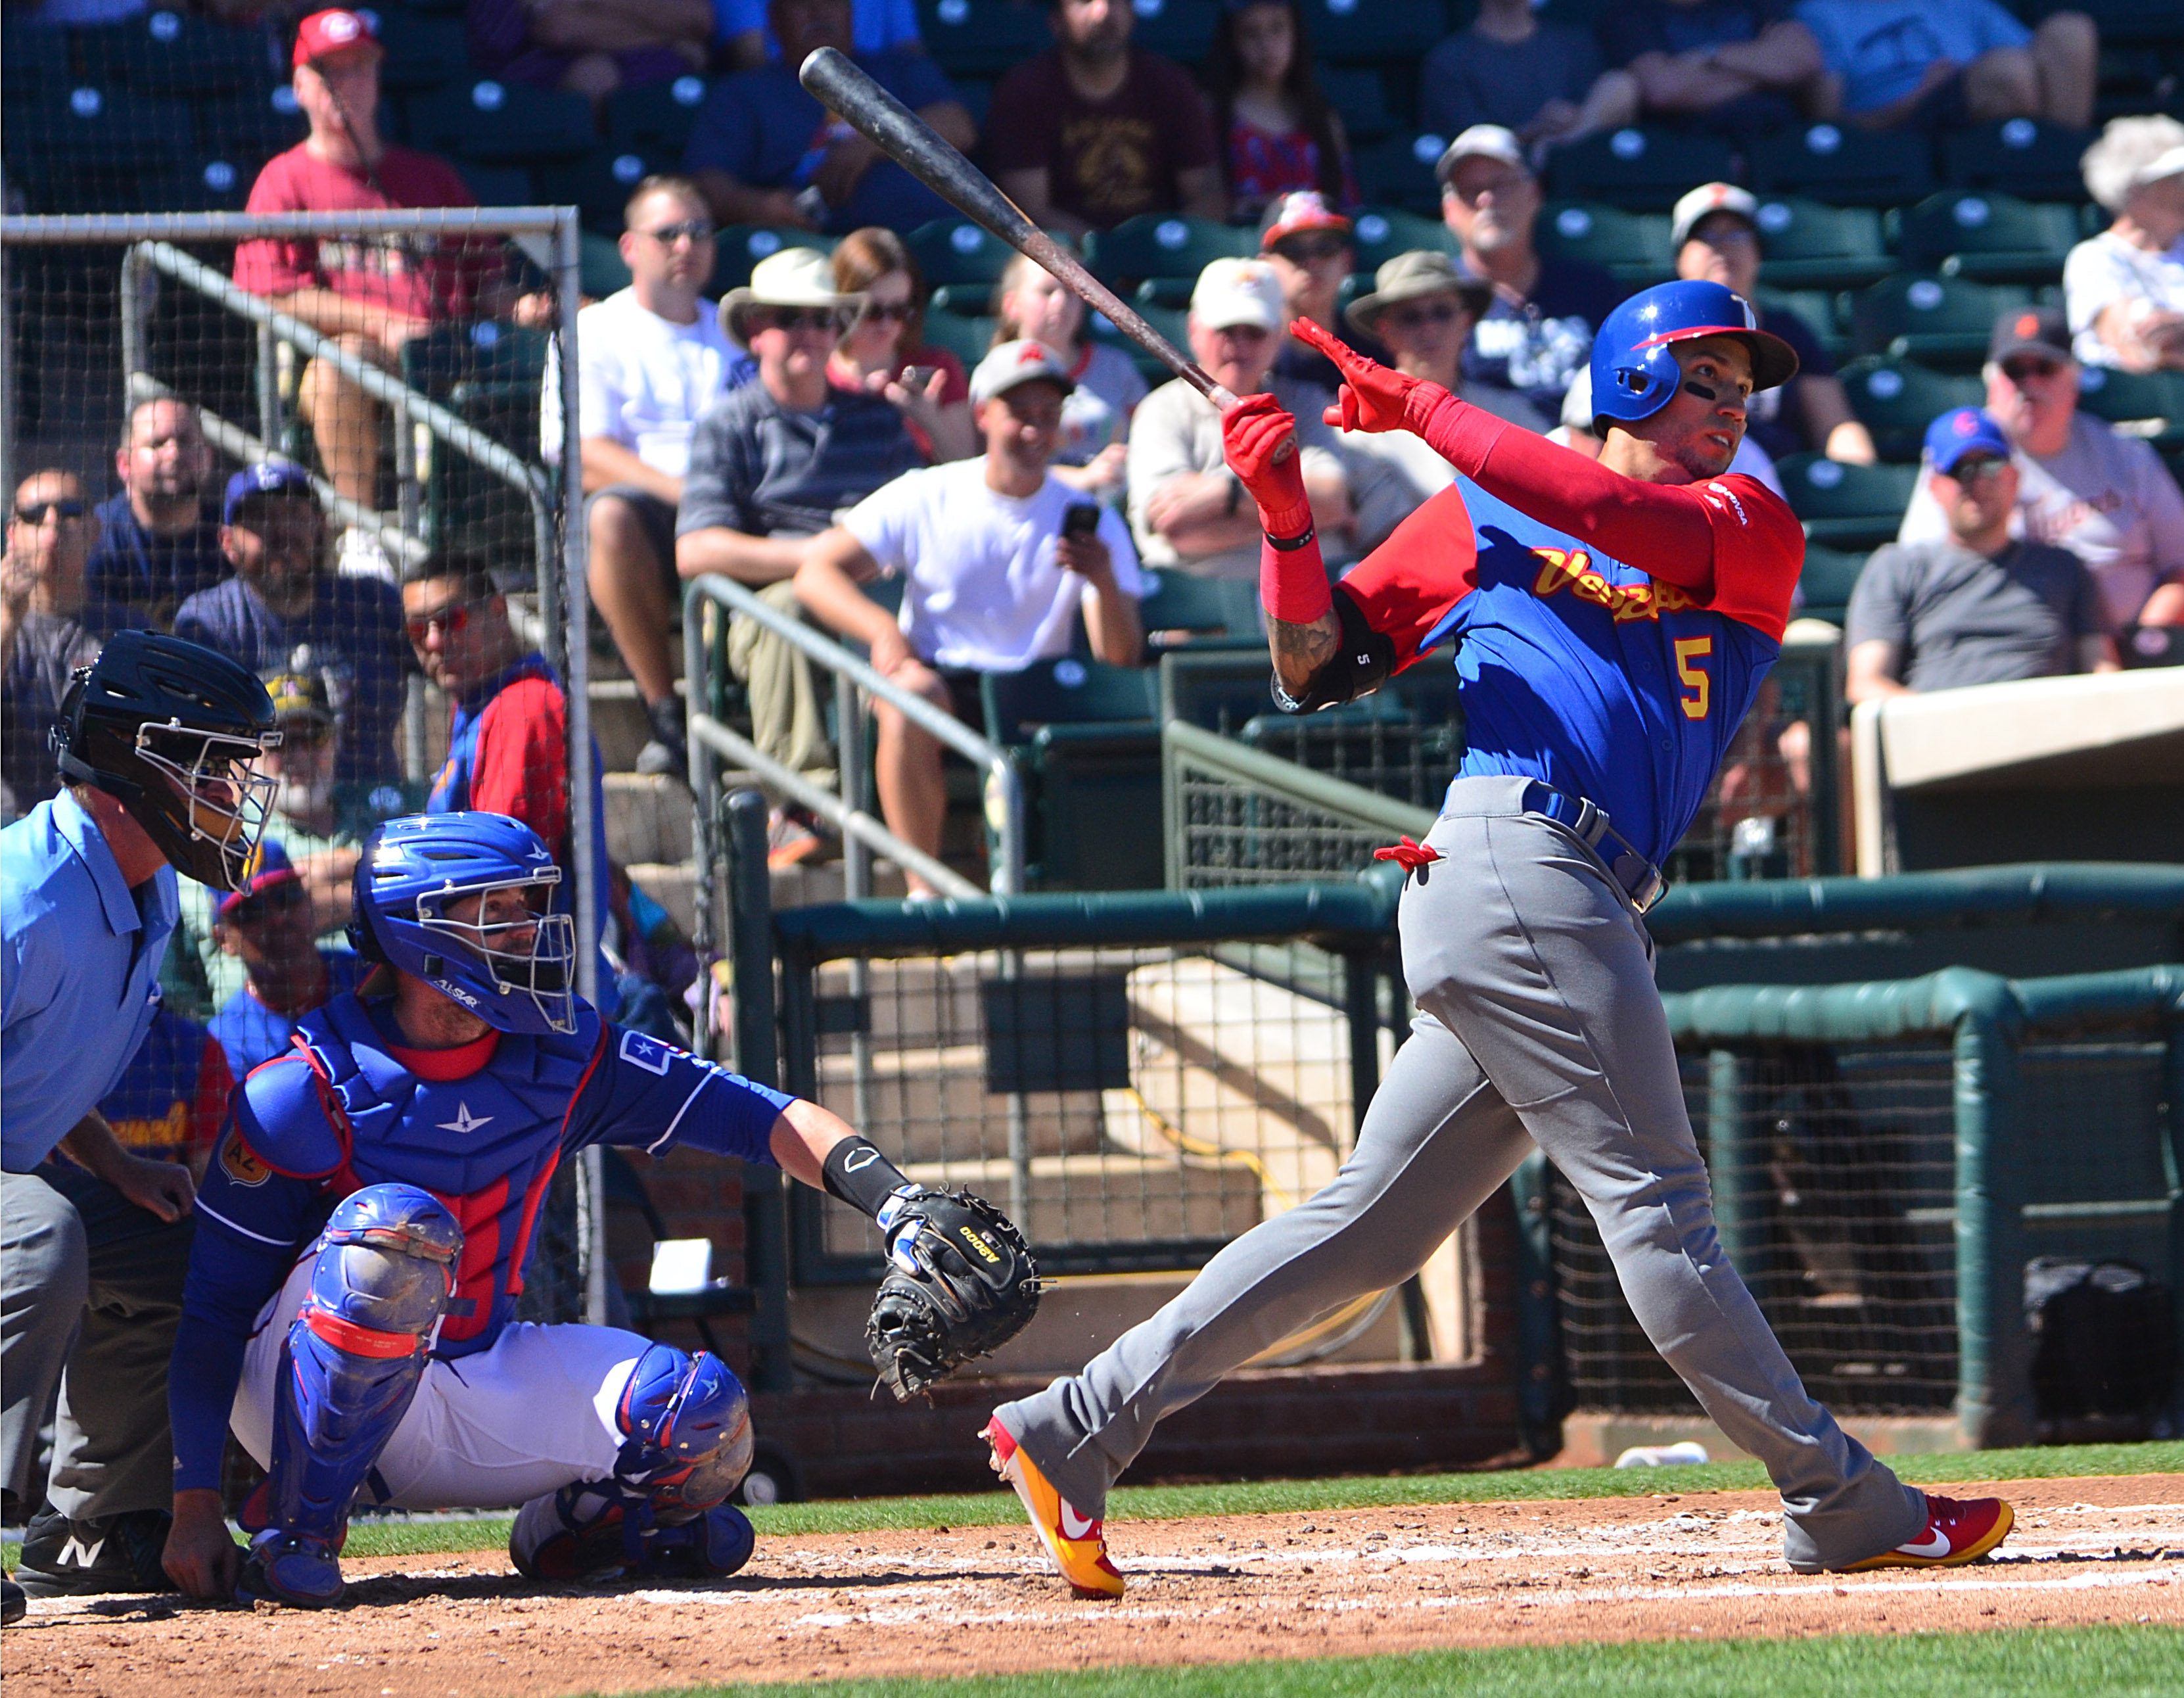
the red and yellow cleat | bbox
[1842,1494,2014,1570]
[984,1415,1125,1599]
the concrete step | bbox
[590,678,651,774]
[605,772,693,867]
[772,858,909,908]
[812,1043,1107,1165]
[896,1152,1264,1246]
[626,861,695,935]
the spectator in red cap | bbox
[235,10,544,575]
[1259,191,1383,394]
[1203,1,1356,225]
[205,839,365,1079]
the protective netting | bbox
[1549,1035,2172,1417]
[1173,757,1412,889]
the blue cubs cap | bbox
[1924,408,2012,477]
[223,461,314,523]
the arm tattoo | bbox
[1266,593,1397,714]
[1268,613,1339,697]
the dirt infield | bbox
[9,1474,2181,1697]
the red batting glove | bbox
[1221,393,1313,540]
[1293,319,1451,436]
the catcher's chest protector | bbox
[291,995,603,1355]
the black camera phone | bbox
[1061,503,1100,540]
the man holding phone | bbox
[795,341,1146,895]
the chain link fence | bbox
[2,208,615,1327]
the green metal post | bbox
[1706,1049,1755,1270]
[1952,996,2033,1448]
[726,788,793,1394]
[2162,1017,2184,1434]
[1508,1148,1567,1459]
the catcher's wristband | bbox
[822,1136,913,1219]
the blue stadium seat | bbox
[1754,287,1850,366]
[1752,197,1892,292]
[1836,357,1987,462]
[1347,206,1451,273]
[1137,568,1262,646]
[1940,119,2096,201]
[375,12,471,99]
[1537,202,1673,286]
[916,0,1050,78]
[459,164,538,209]
[1794,544,1867,626]
[1893,191,2079,285]
[1296,0,1451,66]
[1750,123,1934,207]
[1129,0,1219,66]
[981,657,1163,891]
[1086,215,1256,288]
[1090,300,1189,383]
[713,225,836,292]
[409,80,597,167]
[200,86,310,162]
[1543,127,1735,214]
[581,230,634,297]
[2074,366,2184,452]
[1778,454,1920,550]
[76,11,269,99]
[907,218,1023,290]
[2049,0,2181,48]
[540,147,668,235]
[0,16,70,102]
[1354,131,1448,216]
[3,85,196,187]
[1318,67,1396,145]
[1851,275,2032,370]
[139,156,258,214]
[605,74,713,158]
[918,310,999,369]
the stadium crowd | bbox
[3,0,2183,1616]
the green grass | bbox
[8,1439,2177,1568]
[590,1627,2184,1698]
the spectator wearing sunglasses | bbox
[1259,193,1385,396]
[1334,251,1546,552]
[542,176,753,782]
[204,841,365,1079]
[83,399,226,628]
[1436,126,1628,419]
[1897,308,2184,630]
[2,470,125,821]
[172,464,410,789]
[678,248,920,864]
[829,228,975,465]
[1849,408,2116,703]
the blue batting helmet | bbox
[1588,279,1799,431]
[348,812,578,1035]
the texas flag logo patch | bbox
[618,1029,682,1076]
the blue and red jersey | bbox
[1334,402,1804,866]
[96,1006,233,1168]
[169,989,795,1491]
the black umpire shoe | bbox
[2,1574,26,1626]
[12,1508,175,1597]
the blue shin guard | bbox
[240,1185,462,1608]
[509,1344,754,1582]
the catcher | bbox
[162,810,1035,1607]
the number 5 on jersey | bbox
[1673,636,1712,720]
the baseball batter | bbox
[162,811,1035,1608]
[985,280,2014,1595]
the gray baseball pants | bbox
[996,776,1928,1572]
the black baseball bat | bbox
[797,46,1240,410]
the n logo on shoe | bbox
[55,1535,107,1569]
[1059,1503,1098,1540]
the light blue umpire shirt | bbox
[2,789,180,1170]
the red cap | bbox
[1258,191,1351,252]
[293,9,381,69]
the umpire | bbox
[2,631,277,1620]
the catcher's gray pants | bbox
[997,776,1928,1572]
[1,1164,193,1521]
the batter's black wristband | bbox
[822,1137,912,1219]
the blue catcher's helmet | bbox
[349,812,578,1035]
[1588,279,1800,431]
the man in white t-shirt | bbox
[544,175,753,775]
[795,340,1146,895]
[1897,307,2184,629]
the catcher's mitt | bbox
[866,1187,1040,1402]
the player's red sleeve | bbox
[1688,475,1804,642]
[469,678,571,851]
[1332,484,1481,670]
[1412,396,1719,590]
[192,1037,235,1162]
